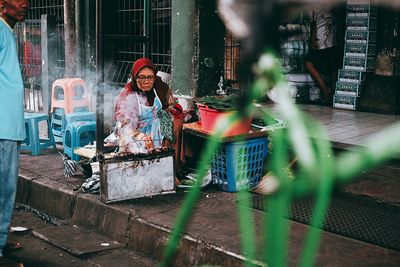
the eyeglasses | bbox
[136,75,155,82]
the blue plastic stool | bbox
[51,109,96,143]
[51,108,65,142]
[63,121,96,161]
[21,112,56,156]
[65,111,96,125]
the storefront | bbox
[273,3,400,114]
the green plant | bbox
[160,51,400,267]
[194,94,243,111]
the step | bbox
[7,209,157,267]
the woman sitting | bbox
[114,58,184,156]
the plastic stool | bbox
[51,78,90,114]
[63,121,96,161]
[51,110,96,143]
[21,112,56,156]
[65,111,96,125]
[51,108,65,142]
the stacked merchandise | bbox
[279,23,308,74]
[277,20,319,103]
[333,0,377,110]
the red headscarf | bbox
[132,58,157,78]
[115,58,169,117]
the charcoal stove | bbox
[94,43,175,202]
[100,150,175,203]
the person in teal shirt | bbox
[0,0,30,264]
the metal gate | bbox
[224,31,241,89]
[103,0,172,88]
[15,1,65,112]
[15,20,42,111]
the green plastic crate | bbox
[333,94,358,110]
[346,16,377,30]
[345,30,377,44]
[344,56,376,72]
[345,43,376,58]
[347,12,377,19]
[347,4,377,15]
[335,81,362,97]
[338,69,365,84]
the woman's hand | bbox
[132,131,154,152]
[143,135,154,152]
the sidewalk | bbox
[16,152,400,266]
[14,104,400,266]
[268,104,400,149]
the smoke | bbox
[76,63,124,135]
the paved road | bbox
[4,209,156,267]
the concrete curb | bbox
[72,193,132,243]
[126,217,253,266]
[16,173,254,266]
[17,155,400,266]
[18,169,77,219]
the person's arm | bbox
[114,88,130,125]
[114,85,140,128]
[154,76,176,109]
[132,131,154,151]
[165,87,177,107]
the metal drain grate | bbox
[250,193,400,251]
